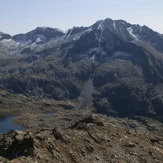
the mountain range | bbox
[0,18,163,118]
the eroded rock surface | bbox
[0,115,163,163]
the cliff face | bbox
[0,115,163,163]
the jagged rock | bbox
[52,128,68,144]
[70,114,104,129]
[0,130,34,160]
[123,142,136,148]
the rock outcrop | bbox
[0,115,163,163]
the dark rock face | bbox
[4,77,80,100]
[0,130,34,160]
[91,18,163,53]
[132,25,163,52]
[66,26,88,37]
[0,32,11,40]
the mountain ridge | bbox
[0,18,163,56]
[0,18,163,118]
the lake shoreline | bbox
[0,115,25,133]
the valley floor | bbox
[0,95,163,163]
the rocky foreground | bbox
[0,115,163,163]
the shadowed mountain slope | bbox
[0,18,163,118]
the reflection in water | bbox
[44,111,55,117]
[0,115,25,133]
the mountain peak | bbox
[35,26,64,33]
[11,26,65,44]
[0,31,11,40]
[0,18,163,54]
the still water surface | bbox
[0,115,25,133]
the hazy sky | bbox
[1,0,163,35]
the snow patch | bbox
[113,21,117,31]
[73,35,81,41]
[66,27,92,40]
[119,20,126,25]
[35,34,47,43]
[127,27,139,41]
[66,29,73,37]
[0,39,22,54]
[0,35,2,39]
[36,38,42,43]
[98,21,103,29]
[85,27,92,32]
[91,55,95,60]
[2,39,19,46]
[98,29,104,47]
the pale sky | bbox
[0,0,163,35]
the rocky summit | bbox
[0,18,163,162]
